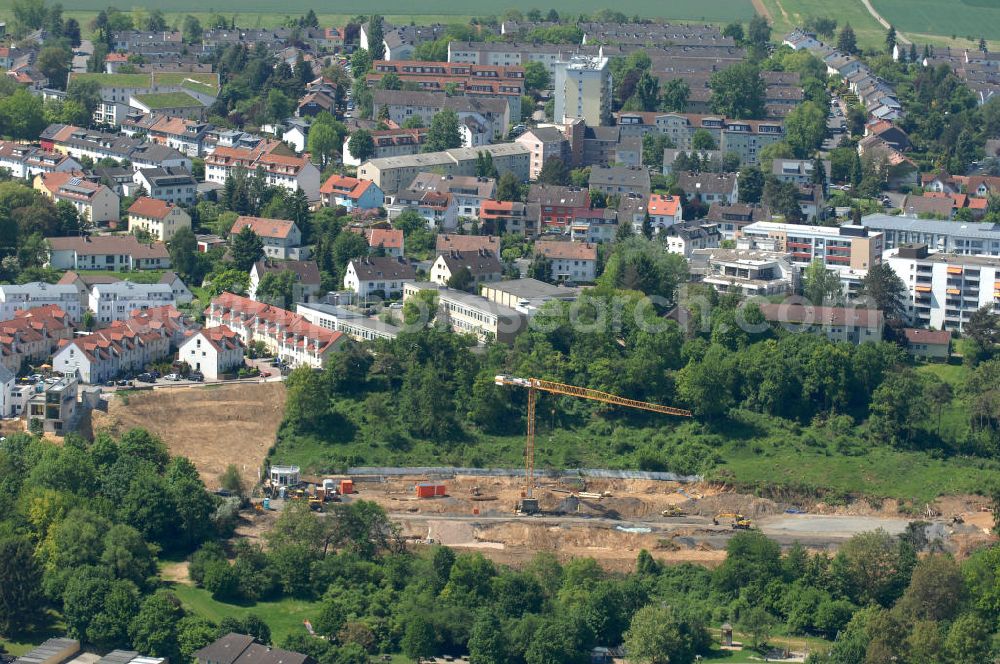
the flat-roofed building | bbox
[403,281,528,343]
[357,143,529,196]
[862,214,1000,256]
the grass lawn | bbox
[67,72,153,88]
[134,91,203,110]
[168,583,322,646]
[0,616,66,657]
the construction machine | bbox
[713,513,752,529]
[494,375,692,514]
[308,497,324,512]
[661,505,687,517]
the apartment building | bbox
[40,124,192,172]
[615,111,785,166]
[689,247,799,297]
[0,282,81,322]
[205,140,320,200]
[534,240,598,282]
[229,216,307,261]
[296,302,401,342]
[403,282,528,343]
[569,208,618,243]
[405,173,496,219]
[758,303,884,344]
[886,243,1000,332]
[343,257,418,299]
[588,166,651,196]
[127,197,192,241]
[47,235,171,271]
[0,141,80,179]
[526,185,590,230]
[89,282,176,324]
[739,221,883,292]
[205,292,346,368]
[371,89,511,141]
[676,171,739,206]
[515,127,571,180]
[249,259,322,304]
[34,172,119,225]
[665,222,721,258]
[357,143,529,196]
[341,127,427,167]
[430,249,503,287]
[448,41,595,78]
[367,60,525,118]
[703,203,768,239]
[862,214,1000,256]
[124,115,212,157]
[554,56,612,127]
[478,200,536,237]
[133,166,197,205]
[26,376,79,435]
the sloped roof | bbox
[128,196,175,219]
[230,216,297,240]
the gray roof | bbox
[483,277,581,300]
[349,256,417,280]
[525,126,566,143]
[862,214,1000,240]
[372,89,508,116]
[438,249,502,277]
[588,166,651,189]
[194,634,255,664]
[14,639,80,664]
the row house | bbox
[0,284,81,322]
[205,140,320,200]
[40,124,191,172]
[0,306,75,375]
[122,115,213,157]
[52,317,173,383]
[205,292,346,368]
[0,142,81,179]
[436,234,501,257]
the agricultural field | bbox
[872,0,1000,42]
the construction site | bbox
[94,380,998,570]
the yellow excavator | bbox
[661,505,688,517]
[714,513,753,529]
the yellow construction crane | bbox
[494,375,692,513]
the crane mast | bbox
[494,375,692,513]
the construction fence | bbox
[347,466,702,483]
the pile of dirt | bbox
[92,383,286,488]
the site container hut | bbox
[416,483,436,498]
[269,465,300,486]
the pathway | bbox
[859,0,911,44]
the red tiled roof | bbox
[349,227,403,250]
[758,303,884,328]
[206,292,344,355]
[230,216,296,240]
[436,234,500,255]
[648,194,681,217]
[535,240,597,261]
[128,196,175,219]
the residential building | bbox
[34,172,119,225]
[89,281,176,324]
[903,327,951,360]
[861,214,1000,256]
[479,200,535,237]
[772,158,829,186]
[436,234,501,257]
[205,140,321,200]
[758,303,884,344]
[319,175,384,210]
[129,91,208,119]
[403,282,528,343]
[661,149,723,176]
[159,272,194,304]
[688,247,799,296]
[349,227,405,258]
[534,240,598,282]
[615,111,785,166]
[515,126,571,180]
[343,257,417,299]
[588,166,651,196]
[371,89,511,141]
[123,115,213,157]
[195,634,313,664]
[0,283,81,322]
[296,302,401,342]
[391,188,458,228]
[703,203,768,239]
[52,306,187,383]
[249,259,322,304]
[647,194,683,228]
[403,173,496,219]
[0,141,80,179]
[205,294,346,368]
[229,216,307,260]
[178,326,245,380]
[553,55,612,126]
[739,221,883,293]
[357,143,529,196]
[665,222,721,257]
[526,185,590,230]
[480,278,582,315]
[40,123,192,172]
[677,171,739,206]
[127,197,192,241]
[0,306,75,374]
[448,41,595,78]
[47,235,171,271]
[133,166,197,205]
[569,208,618,243]
[886,243,1000,332]
[26,376,79,435]
[900,194,954,219]
[430,249,503,286]
[341,127,427,167]
[367,60,525,118]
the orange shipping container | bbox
[340,479,354,495]
[435,484,447,496]
[416,484,436,498]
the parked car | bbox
[136,373,155,383]
[164,373,181,381]
[116,379,131,386]
[189,371,204,382]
